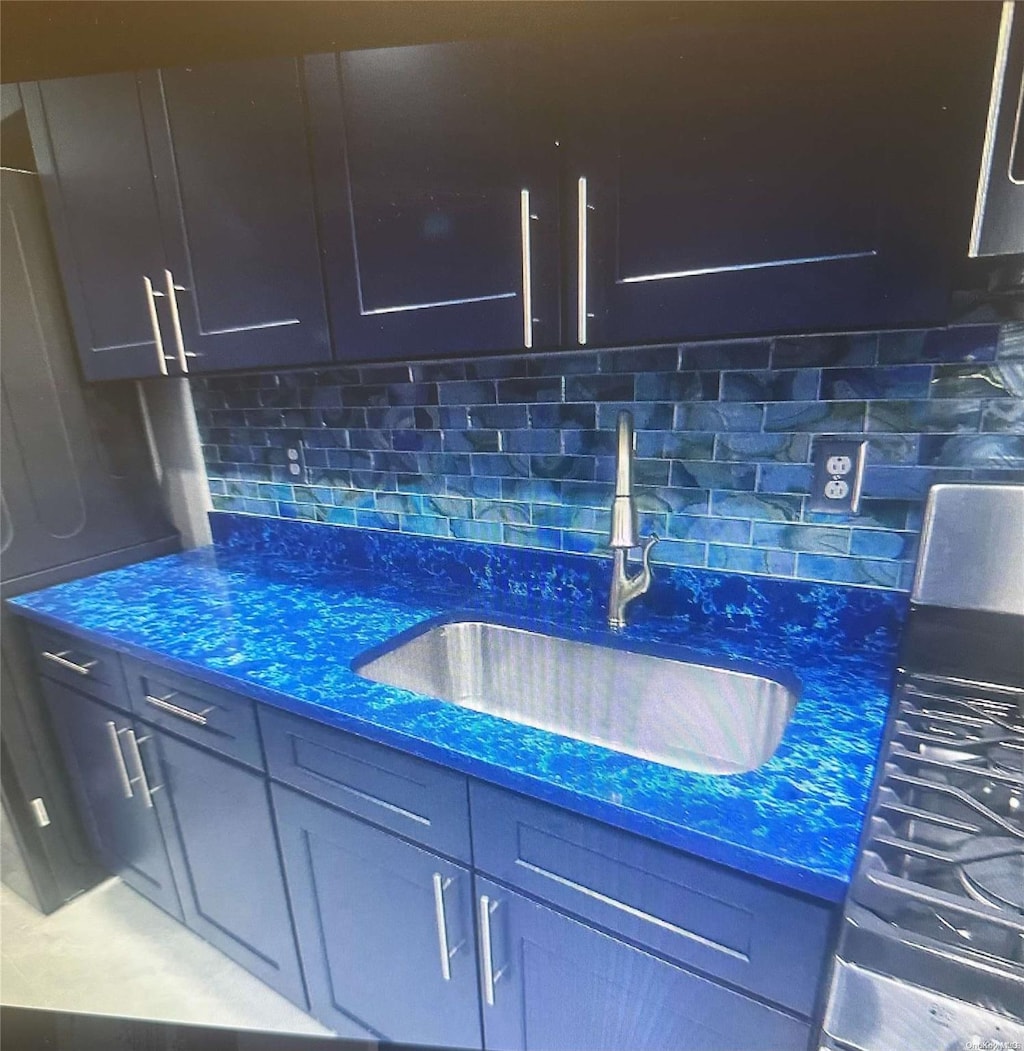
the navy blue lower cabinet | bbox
[123,656,264,769]
[272,783,482,1047]
[259,706,472,862]
[41,679,183,920]
[470,782,833,1018]
[148,731,306,1008]
[29,625,132,713]
[474,876,811,1051]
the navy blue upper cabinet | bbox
[21,76,175,381]
[23,58,330,381]
[565,6,997,346]
[138,59,330,373]
[306,41,561,360]
[24,9,997,376]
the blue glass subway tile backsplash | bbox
[192,323,1024,590]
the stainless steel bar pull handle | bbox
[478,895,506,1006]
[122,730,160,808]
[142,276,169,376]
[1010,78,1023,186]
[433,872,455,981]
[520,189,534,349]
[164,269,189,374]
[105,721,134,799]
[42,650,97,676]
[971,1,1020,252]
[577,176,589,345]
[144,693,211,726]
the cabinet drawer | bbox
[122,657,263,770]
[260,707,471,863]
[470,781,835,1018]
[28,622,130,711]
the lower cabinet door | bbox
[475,876,811,1051]
[41,679,182,920]
[147,731,306,1008]
[272,783,482,1048]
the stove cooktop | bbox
[824,605,1024,1051]
[851,671,1023,1014]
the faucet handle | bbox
[641,533,659,572]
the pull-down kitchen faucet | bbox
[607,411,658,629]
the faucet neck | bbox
[614,410,633,497]
[609,411,638,549]
[606,408,658,628]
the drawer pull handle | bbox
[144,693,211,726]
[433,872,466,981]
[478,895,507,1006]
[105,721,134,799]
[122,730,160,808]
[42,650,97,676]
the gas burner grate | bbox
[849,670,1024,977]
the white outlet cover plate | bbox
[809,440,866,514]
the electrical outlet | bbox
[810,440,866,513]
[285,443,307,483]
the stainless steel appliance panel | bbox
[913,483,1024,616]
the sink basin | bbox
[354,619,798,775]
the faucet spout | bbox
[606,410,658,628]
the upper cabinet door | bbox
[140,58,331,373]
[306,41,560,361]
[568,6,998,346]
[0,170,176,579]
[22,76,175,381]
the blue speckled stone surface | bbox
[9,512,908,903]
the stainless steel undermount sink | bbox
[354,620,799,775]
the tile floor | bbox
[0,877,334,1038]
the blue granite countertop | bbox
[9,513,907,903]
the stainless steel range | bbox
[822,484,1024,1051]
